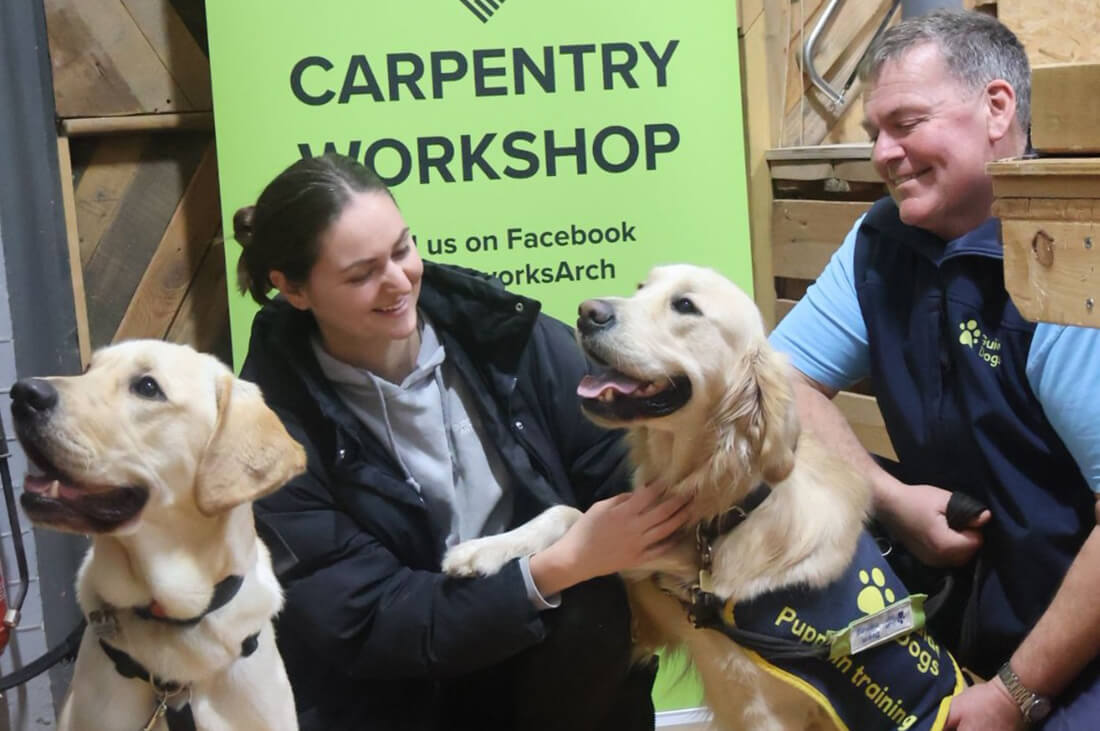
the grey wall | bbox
[0,0,91,727]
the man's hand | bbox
[945,678,1027,731]
[877,482,990,566]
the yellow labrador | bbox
[12,340,305,731]
[444,265,963,730]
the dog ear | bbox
[746,344,801,484]
[194,374,306,516]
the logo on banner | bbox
[459,0,507,23]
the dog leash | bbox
[0,414,85,692]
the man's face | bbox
[863,43,998,241]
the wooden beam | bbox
[742,0,779,326]
[835,391,896,460]
[114,143,221,341]
[55,135,92,367]
[61,112,213,136]
[165,237,229,357]
[771,200,871,279]
[989,158,1100,199]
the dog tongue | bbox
[577,372,644,398]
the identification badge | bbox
[830,594,927,659]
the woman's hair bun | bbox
[233,205,256,247]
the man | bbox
[770,10,1100,731]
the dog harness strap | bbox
[133,574,245,626]
[712,533,965,730]
[98,639,183,693]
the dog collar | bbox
[134,574,245,626]
[693,482,772,597]
[697,482,772,546]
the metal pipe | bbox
[802,0,845,106]
[901,0,962,18]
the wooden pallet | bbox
[44,0,228,366]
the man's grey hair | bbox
[859,9,1031,132]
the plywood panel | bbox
[1000,0,1100,65]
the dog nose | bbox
[577,299,615,335]
[11,378,58,417]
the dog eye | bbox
[672,297,701,315]
[131,375,165,401]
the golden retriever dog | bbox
[12,340,305,731]
[444,265,964,730]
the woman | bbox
[235,153,689,730]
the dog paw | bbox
[441,537,520,578]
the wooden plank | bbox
[772,200,871,279]
[83,134,208,348]
[989,158,1100,200]
[114,143,220,342]
[1001,217,1100,327]
[55,136,93,368]
[74,136,149,266]
[738,0,763,33]
[62,112,214,137]
[45,0,190,117]
[165,236,230,361]
[120,0,211,109]
[993,198,1100,222]
[775,297,797,323]
[770,158,880,184]
[766,144,873,161]
[1030,63,1100,154]
[742,4,779,326]
[835,391,896,460]
[1000,0,1100,65]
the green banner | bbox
[208,0,751,712]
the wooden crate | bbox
[1031,63,1100,154]
[990,158,1100,328]
[766,145,895,460]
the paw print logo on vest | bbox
[958,320,981,348]
[857,567,896,614]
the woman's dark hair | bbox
[234,153,393,305]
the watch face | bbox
[1027,697,1052,722]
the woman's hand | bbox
[529,483,692,597]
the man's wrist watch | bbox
[997,662,1053,723]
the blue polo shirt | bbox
[770,198,1099,675]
